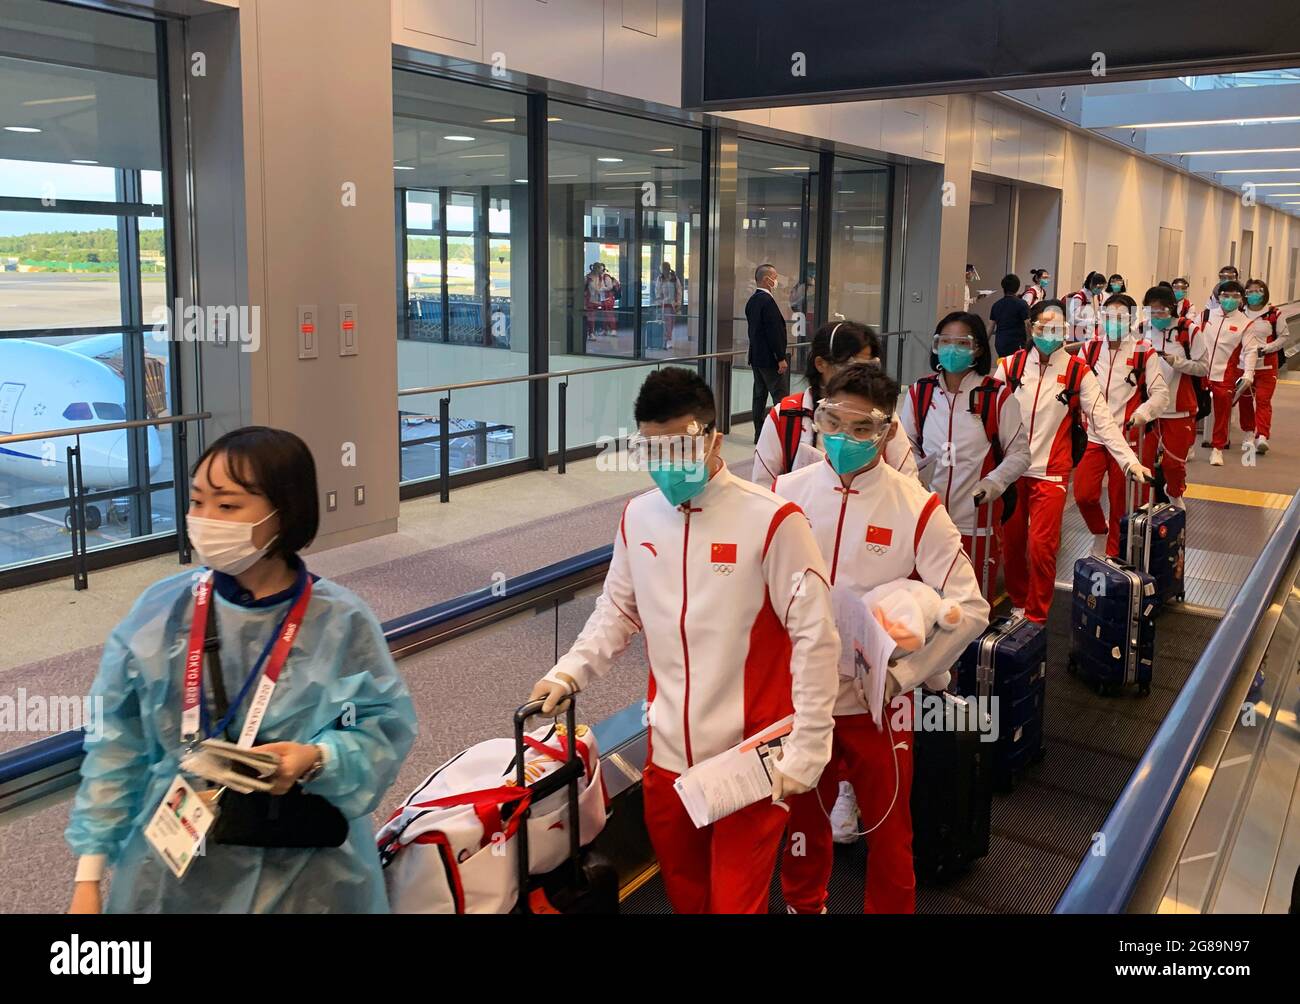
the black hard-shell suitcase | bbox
[1119,499,1185,608]
[512,699,619,914]
[910,691,993,883]
[1068,466,1156,697]
[955,501,1047,789]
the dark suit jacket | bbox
[746,289,788,368]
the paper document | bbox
[673,716,794,828]
[180,738,280,795]
[831,584,897,726]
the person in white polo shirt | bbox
[775,363,989,914]
[529,367,840,914]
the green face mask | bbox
[1151,316,1174,331]
[1110,282,1123,293]
[937,344,975,373]
[822,432,880,476]
[1173,289,1186,302]
[648,460,710,507]
[1033,334,1064,355]
[1246,291,1266,308]
[1219,297,1241,313]
[1104,318,1127,339]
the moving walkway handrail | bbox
[1054,491,1300,913]
[0,542,617,808]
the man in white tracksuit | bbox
[775,363,989,913]
[1073,295,1169,558]
[1202,281,1258,466]
[530,368,840,914]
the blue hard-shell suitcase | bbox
[1068,555,1156,696]
[1119,501,1185,609]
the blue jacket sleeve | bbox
[64,621,152,862]
[302,605,417,819]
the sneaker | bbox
[1256,437,1269,455]
[830,781,860,844]
[1210,448,1224,466]
[1091,533,1108,557]
[1171,495,1186,510]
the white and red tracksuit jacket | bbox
[1202,310,1258,383]
[998,349,1139,481]
[1022,284,1044,309]
[1138,320,1209,419]
[898,370,1031,537]
[1079,336,1169,443]
[1242,306,1294,372]
[1066,289,1100,342]
[751,387,918,486]
[1176,297,1197,323]
[775,459,989,706]
[546,463,839,788]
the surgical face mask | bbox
[1090,286,1106,297]
[1173,289,1187,302]
[822,432,880,476]
[1109,282,1123,293]
[937,343,976,373]
[648,461,710,507]
[1219,296,1241,313]
[1039,277,1051,289]
[1033,334,1064,355]
[1246,291,1266,308]
[1151,315,1174,331]
[1103,317,1127,339]
[188,510,278,576]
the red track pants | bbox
[1209,377,1237,449]
[1157,416,1196,499]
[642,761,789,913]
[1001,476,1068,623]
[1238,367,1277,440]
[1074,437,1155,557]
[781,708,915,914]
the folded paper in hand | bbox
[181,738,280,795]
[831,584,896,727]
[673,716,794,828]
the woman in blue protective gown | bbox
[66,426,417,913]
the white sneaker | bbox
[1091,533,1108,557]
[830,781,860,844]
[1171,495,1186,511]
[1256,436,1269,455]
[1210,448,1224,466]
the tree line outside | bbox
[0,227,166,273]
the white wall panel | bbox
[923,98,947,159]
[485,0,604,91]
[770,103,833,140]
[882,99,925,159]
[604,0,682,107]
[397,0,482,59]
[829,101,883,152]
[972,97,994,171]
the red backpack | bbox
[770,392,814,475]
[1005,349,1090,464]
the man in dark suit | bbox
[746,263,790,442]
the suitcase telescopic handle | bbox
[1122,423,1147,568]
[512,698,584,912]
[969,499,994,608]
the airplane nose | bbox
[106,433,132,486]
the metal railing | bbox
[1054,491,1300,913]
[396,332,910,502]
[0,412,210,591]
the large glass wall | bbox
[393,71,531,484]
[547,103,705,450]
[0,0,173,576]
[730,140,821,419]
[828,156,890,329]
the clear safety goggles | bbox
[812,400,891,443]
[1031,322,1068,338]
[933,332,975,351]
[627,422,714,467]
[1143,305,1174,321]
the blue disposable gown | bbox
[65,563,417,913]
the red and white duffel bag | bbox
[377,722,608,914]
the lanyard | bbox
[180,571,313,747]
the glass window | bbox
[731,140,820,422]
[0,0,174,577]
[828,157,890,329]
[394,71,530,484]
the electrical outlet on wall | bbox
[326,491,338,512]
[354,485,365,506]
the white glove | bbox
[528,672,577,715]
[769,749,811,803]
[1127,462,1153,485]
[972,478,1002,506]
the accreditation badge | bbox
[144,774,216,880]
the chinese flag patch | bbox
[711,542,737,564]
[1057,373,1069,384]
[866,525,893,546]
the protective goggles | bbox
[933,332,976,351]
[812,400,891,442]
[1030,321,1068,338]
[627,423,715,467]
[1143,305,1174,320]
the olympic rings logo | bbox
[712,563,735,575]
[864,544,890,556]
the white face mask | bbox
[188,510,278,575]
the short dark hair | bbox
[931,311,994,376]
[1029,298,1067,325]
[805,320,879,399]
[1143,285,1176,311]
[1219,264,1238,276]
[755,263,776,284]
[1103,293,1136,310]
[824,363,901,416]
[1001,273,1020,294]
[1171,276,1189,286]
[1245,277,1271,303]
[1083,271,1107,290]
[634,367,716,428]
[1219,280,1246,297]
[1107,274,1126,291]
[192,426,319,560]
